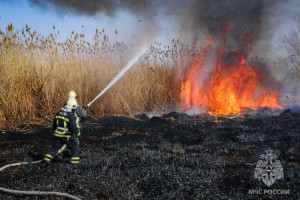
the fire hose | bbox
[0,53,134,199]
[0,145,81,200]
[0,46,148,199]
[0,79,120,199]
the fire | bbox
[180,24,282,115]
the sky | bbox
[0,0,299,56]
[0,0,152,43]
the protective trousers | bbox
[44,135,80,164]
[63,137,80,158]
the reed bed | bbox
[0,24,200,130]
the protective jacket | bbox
[53,107,80,138]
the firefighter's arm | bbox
[76,104,87,118]
[76,104,87,122]
[68,113,81,137]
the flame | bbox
[180,36,215,111]
[180,24,282,115]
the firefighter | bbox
[63,91,86,158]
[44,98,81,165]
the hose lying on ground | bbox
[0,187,81,200]
[0,144,81,200]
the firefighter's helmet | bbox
[68,91,77,100]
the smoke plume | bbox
[28,0,300,107]
[29,0,292,49]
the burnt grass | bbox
[0,109,300,200]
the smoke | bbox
[29,0,154,16]
[30,1,299,73]
[30,1,299,74]
[28,0,300,108]
[29,0,295,48]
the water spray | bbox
[85,45,148,109]
[0,45,149,200]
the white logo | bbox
[254,148,284,187]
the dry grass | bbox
[0,24,197,130]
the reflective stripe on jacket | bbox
[53,107,79,138]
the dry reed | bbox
[0,24,197,130]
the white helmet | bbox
[68,91,77,100]
[66,99,78,109]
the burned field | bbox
[0,109,300,199]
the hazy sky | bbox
[0,0,148,43]
[0,0,299,56]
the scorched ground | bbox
[0,109,300,199]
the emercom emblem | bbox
[254,148,284,187]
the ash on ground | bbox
[0,109,299,199]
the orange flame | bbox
[180,24,282,115]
